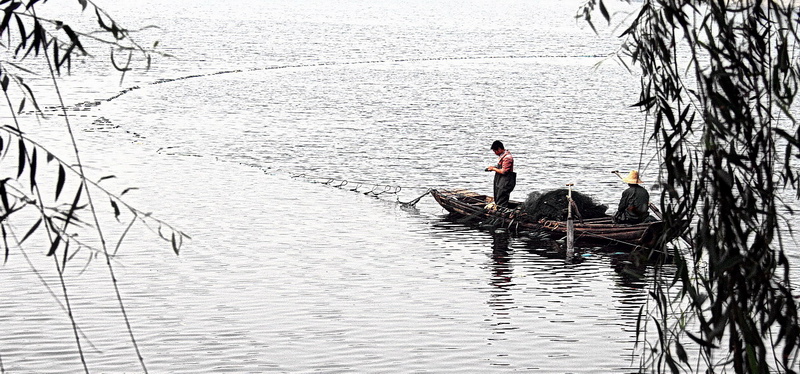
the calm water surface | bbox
[2,0,798,373]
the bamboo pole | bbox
[565,183,575,263]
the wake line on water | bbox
[121,53,607,102]
[35,53,610,114]
[41,53,607,207]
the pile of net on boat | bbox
[520,188,608,221]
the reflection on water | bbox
[420,213,671,371]
[0,150,681,373]
[489,234,513,296]
[488,232,516,340]
[610,254,649,289]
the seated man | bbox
[614,170,650,224]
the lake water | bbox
[1,0,798,373]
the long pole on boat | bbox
[565,183,575,263]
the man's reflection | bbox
[488,231,515,338]
[490,231,513,291]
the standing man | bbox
[613,170,650,224]
[486,140,516,208]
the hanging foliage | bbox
[0,1,185,372]
[580,0,800,372]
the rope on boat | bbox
[572,230,644,250]
[573,229,673,258]
[399,189,431,208]
[534,215,656,249]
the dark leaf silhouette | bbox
[49,234,60,259]
[2,225,8,264]
[584,0,800,371]
[19,217,40,244]
[55,164,65,199]
[61,25,85,55]
[49,183,82,256]
[171,232,179,255]
[28,146,35,190]
[110,199,120,221]
[16,138,24,177]
[0,178,10,212]
[0,2,185,370]
[121,187,138,196]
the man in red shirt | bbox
[486,140,516,208]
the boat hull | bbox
[431,188,669,248]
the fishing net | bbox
[521,188,609,221]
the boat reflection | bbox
[427,211,680,357]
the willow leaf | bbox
[53,38,60,75]
[14,13,24,48]
[50,183,83,256]
[0,2,19,39]
[676,341,688,363]
[48,235,61,258]
[19,81,41,113]
[16,139,24,178]
[2,225,8,264]
[110,199,120,221]
[61,25,85,54]
[598,0,609,23]
[0,179,9,212]
[171,232,179,255]
[95,7,110,31]
[29,147,36,190]
[19,218,41,244]
[55,164,65,200]
[121,187,138,196]
[686,331,718,348]
[60,238,69,269]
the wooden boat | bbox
[431,188,673,248]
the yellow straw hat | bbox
[622,170,644,184]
